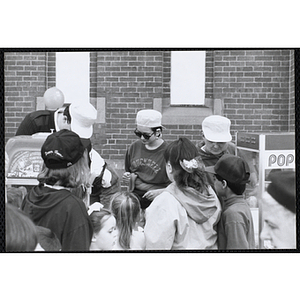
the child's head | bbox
[89,208,117,250]
[164,137,208,193]
[6,186,27,208]
[205,154,250,196]
[35,226,62,251]
[110,192,141,249]
[6,203,38,251]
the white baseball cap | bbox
[202,115,232,142]
[136,109,164,128]
[69,103,97,139]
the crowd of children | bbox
[5,105,296,251]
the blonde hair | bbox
[110,192,141,249]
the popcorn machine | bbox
[5,133,49,189]
[236,132,295,249]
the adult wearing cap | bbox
[206,154,255,249]
[260,171,296,249]
[198,115,257,190]
[15,87,69,136]
[68,102,121,208]
[123,109,171,209]
[21,130,93,251]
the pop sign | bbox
[265,150,295,169]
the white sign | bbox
[265,150,295,169]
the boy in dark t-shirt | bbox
[123,110,171,209]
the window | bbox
[170,51,206,105]
[56,52,90,104]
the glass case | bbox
[236,132,295,249]
[5,133,50,187]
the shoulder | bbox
[223,201,250,222]
[59,193,87,214]
[28,110,52,119]
[226,142,236,153]
[149,190,182,214]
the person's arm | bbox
[143,188,166,202]
[224,221,250,249]
[144,197,176,250]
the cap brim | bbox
[205,165,216,174]
[203,131,232,142]
[71,119,93,139]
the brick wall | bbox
[212,49,292,134]
[91,51,164,161]
[4,50,295,162]
[289,50,295,131]
[5,52,47,141]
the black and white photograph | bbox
[1,2,299,299]
[3,49,297,252]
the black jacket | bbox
[16,110,56,136]
[21,184,93,251]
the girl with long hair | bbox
[110,192,145,250]
[144,137,222,250]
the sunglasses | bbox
[134,129,154,140]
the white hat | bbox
[69,103,97,138]
[136,109,164,128]
[202,115,232,142]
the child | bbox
[6,203,38,252]
[123,109,171,209]
[89,204,117,251]
[21,130,93,251]
[35,226,62,251]
[110,192,146,250]
[144,137,222,250]
[205,154,255,249]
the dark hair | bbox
[151,126,163,133]
[63,104,71,123]
[6,204,37,251]
[36,226,62,251]
[110,192,141,249]
[89,208,113,235]
[164,137,209,193]
[215,174,246,195]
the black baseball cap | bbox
[205,154,250,184]
[41,129,85,169]
[267,171,296,213]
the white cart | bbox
[236,132,295,249]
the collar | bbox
[223,195,245,209]
[44,183,71,191]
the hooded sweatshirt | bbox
[144,182,222,250]
[21,184,93,251]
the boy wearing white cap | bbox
[68,102,121,208]
[198,115,257,190]
[123,109,171,209]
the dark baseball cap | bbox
[205,154,250,184]
[41,129,85,169]
[267,170,295,213]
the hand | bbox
[143,189,163,201]
[122,172,131,184]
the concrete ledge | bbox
[162,106,213,125]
